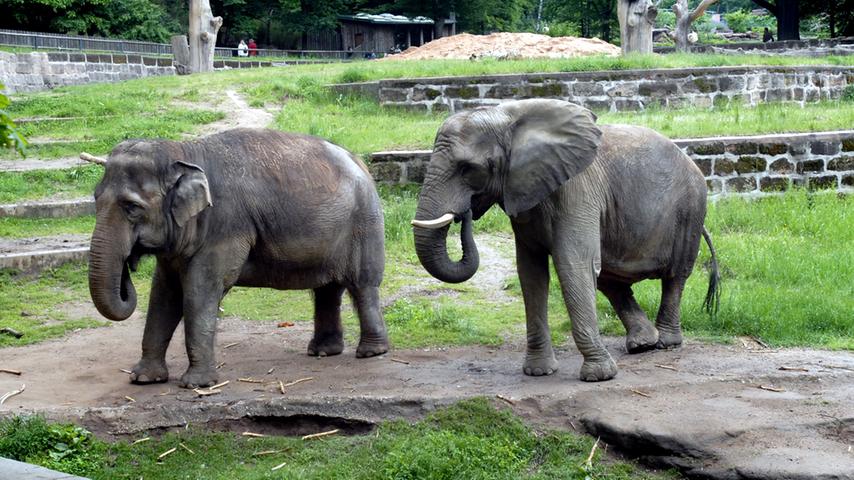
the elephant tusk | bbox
[80,152,107,165]
[411,213,455,229]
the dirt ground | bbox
[0,303,852,479]
[387,32,621,60]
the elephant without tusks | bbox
[87,128,389,388]
[412,99,719,382]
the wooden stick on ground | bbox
[585,437,601,468]
[271,461,287,471]
[389,358,410,365]
[281,377,314,388]
[655,364,678,371]
[119,369,132,374]
[302,429,339,441]
[0,328,23,338]
[132,437,151,445]
[242,432,267,438]
[157,447,177,460]
[0,384,25,405]
[758,385,785,393]
[179,443,195,455]
[495,394,515,406]
[0,368,22,376]
[778,365,808,372]
[630,389,651,398]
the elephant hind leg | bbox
[598,279,658,354]
[307,283,346,357]
[348,285,389,358]
[655,276,687,349]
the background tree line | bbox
[0,0,850,47]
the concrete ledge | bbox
[0,247,89,273]
[0,457,89,479]
[0,198,94,219]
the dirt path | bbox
[0,157,86,172]
[191,89,274,137]
[0,305,851,479]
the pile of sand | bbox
[387,32,620,60]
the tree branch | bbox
[689,0,719,23]
[750,0,777,16]
[672,0,685,19]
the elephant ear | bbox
[499,99,602,216]
[170,161,212,227]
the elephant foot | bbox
[626,324,659,354]
[656,328,683,350]
[579,355,617,382]
[355,336,389,358]
[179,366,219,389]
[130,359,169,384]
[523,352,559,376]
[307,334,344,357]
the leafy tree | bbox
[0,87,26,156]
[543,0,617,43]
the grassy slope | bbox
[0,399,678,480]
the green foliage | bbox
[724,10,775,34]
[0,86,27,156]
[0,416,105,477]
[842,85,854,102]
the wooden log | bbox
[171,35,191,75]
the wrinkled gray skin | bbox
[89,128,389,388]
[413,99,713,382]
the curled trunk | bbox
[413,209,479,284]
[88,218,137,320]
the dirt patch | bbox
[386,32,620,60]
[0,310,852,478]
[189,90,274,138]
[469,233,516,304]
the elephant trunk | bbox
[413,208,479,284]
[88,214,137,321]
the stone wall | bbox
[0,52,276,93]
[335,66,854,114]
[368,130,854,197]
[657,37,854,57]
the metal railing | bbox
[0,29,378,60]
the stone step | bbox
[0,157,87,172]
[0,198,94,219]
[0,457,89,480]
[0,234,89,274]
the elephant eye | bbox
[460,162,488,191]
[121,200,144,219]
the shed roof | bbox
[338,13,434,25]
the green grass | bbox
[0,216,94,238]
[0,399,678,480]
[0,166,102,203]
[598,101,854,139]
[0,264,105,348]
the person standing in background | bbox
[237,39,248,57]
[248,38,258,56]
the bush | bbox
[0,416,105,477]
[724,10,775,34]
[842,85,854,102]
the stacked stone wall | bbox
[368,131,854,197]
[333,66,854,114]
[0,52,275,93]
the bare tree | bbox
[672,0,718,51]
[617,0,658,54]
[171,0,222,74]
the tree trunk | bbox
[775,0,799,41]
[171,35,191,75]
[673,0,718,51]
[189,0,223,73]
[618,0,658,54]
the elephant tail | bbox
[701,226,721,319]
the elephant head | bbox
[88,141,212,320]
[411,99,602,283]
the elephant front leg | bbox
[179,265,224,388]
[554,256,617,382]
[349,285,389,358]
[516,243,558,376]
[131,263,182,384]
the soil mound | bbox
[386,32,620,60]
